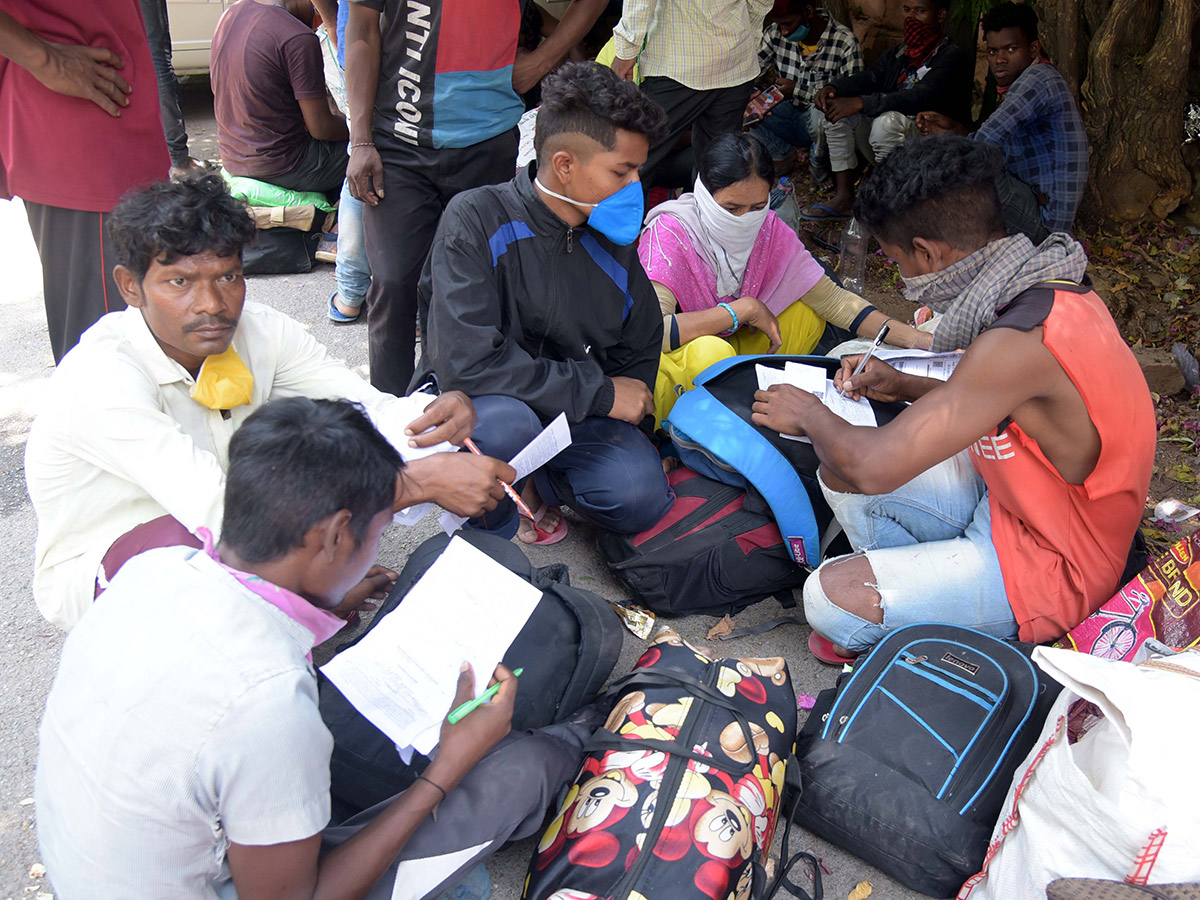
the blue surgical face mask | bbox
[534,178,645,246]
[785,21,811,42]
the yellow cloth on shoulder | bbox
[654,300,825,426]
[190,345,254,410]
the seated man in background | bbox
[752,136,1154,662]
[754,0,863,176]
[916,2,1087,242]
[414,62,674,545]
[211,0,349,194]
[36,396,585,900]
[802,0,972,220]
[25,175,511,630]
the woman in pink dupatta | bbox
[639,133,930,424]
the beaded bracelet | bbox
[718,301,739,333]
[349,141,375,150]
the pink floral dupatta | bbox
[638,209,826,317]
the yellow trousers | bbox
[655,301,825,426]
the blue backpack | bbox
[663,354,907,571]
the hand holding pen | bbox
[839,323,890,398]
[463,437,535,519]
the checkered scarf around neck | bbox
[903,232,1089,352]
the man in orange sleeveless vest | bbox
[752,135,1155,662]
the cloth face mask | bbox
[785,21,811,42]
[693,176,770,297]
[535,178,645,246]
[190,344,254,410]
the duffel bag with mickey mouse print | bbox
[522,627,820,900]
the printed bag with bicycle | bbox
[1054,530,1200,661]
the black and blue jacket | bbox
[414,166,663,423]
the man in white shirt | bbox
[25,174,514,630]
[37,396,583,899]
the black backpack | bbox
[597,465,809,617]
[319,531,625,818]
[793,624,1062,897]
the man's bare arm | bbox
[752,329,1061,493]
[311,0,340,49]
[345,4,384,204]
[513,0,607,93]
[0,10,131,116]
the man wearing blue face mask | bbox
[412,62,675,545]
[754,0,863,174]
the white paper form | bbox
[321,537,541,755]
[753,364,875,442]
[871,348,962,382]
[822,381,877,426]
[369,394,457,527]
[782,362,829,395]
[439,413,573,536]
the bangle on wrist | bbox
[718,301,739,334]
[350,141,375,150]
[415,773,448,820]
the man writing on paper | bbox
[413,62,675,545]
[36,397,585,900]
[25,175,512,631]
[751,136,1155,662]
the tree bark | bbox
[1079,0,1196,223]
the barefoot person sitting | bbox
[413,62,675,544]
[640,131,931,424]
[751,136,1155,663]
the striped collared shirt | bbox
[613,0,776,91]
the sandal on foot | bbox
[328,291,361,323]
[809,632,860,666]
[798,203,851,222]
[519,504,568,545]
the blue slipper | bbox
[798,203,851,222]
[327,291,361,324]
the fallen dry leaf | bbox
[706,614,736,640]
[848,881,873,900]
[28,864,45,878]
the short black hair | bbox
[853,135,1006,253]
[109,174,257,281]
[981,1,1038,42]
[221,397,403,564]
[699,132,774,194]
[535,61,668,163]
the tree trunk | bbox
[1079,0,1196,223]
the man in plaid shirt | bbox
[918,3,1087,241]
[754,0,863,168]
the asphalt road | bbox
[0,80,929,900]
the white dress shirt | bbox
[25,302,428,629]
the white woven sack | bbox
[957,647,1200,900]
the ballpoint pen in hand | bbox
[841,323,891,397]
[462,437,535,519]
[447,667,523,724]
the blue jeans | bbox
[467,395,674,538]
[755,101,812,161]
[335,177,371,308]
[803,451,1018,652]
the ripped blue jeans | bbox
[803,451,1018,652]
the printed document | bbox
[321,536,542,755]
[369,393,456,527]
[755,363,876,442]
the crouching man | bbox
[752,136,1155,662]
[36,397,585,899]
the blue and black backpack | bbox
[663,354,908,570]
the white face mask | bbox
[693,177,770,297]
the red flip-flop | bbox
[519,504,568,546]
[809,632,860,666]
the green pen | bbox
[447,668,523,724]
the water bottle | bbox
[773,176,803,234]
[837,217,868,294]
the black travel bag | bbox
[318,531,625,817]
[793,623,1063,897]
[597,465,809,617]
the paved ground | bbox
[0,81,930,899]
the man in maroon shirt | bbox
[0,1,169,363]
[211,0,350,195]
